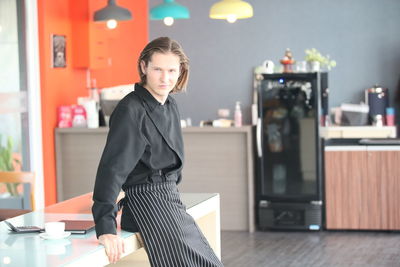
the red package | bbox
[57,106,72,128]
[71,105,87,127]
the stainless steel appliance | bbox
[253,72,328,230]
[365,85,389,125]
[99,84,134,126]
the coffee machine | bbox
[100,84,134,126]
[365,85,389,125]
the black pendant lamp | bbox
[94,0,132,29]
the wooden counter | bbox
[325,145,400,230]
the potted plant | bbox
[304,48,336,72]
[0,134,21,196]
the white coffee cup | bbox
[45,222,65,237]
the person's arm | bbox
[98,234,125,264]
[92,103,146,238]
[172,99,184,185]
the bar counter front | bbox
[0,192,221,267]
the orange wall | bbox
[37,0,148,205]
[89,1,149,88]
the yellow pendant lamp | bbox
[209,0,253,23]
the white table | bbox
[0,192,221,267]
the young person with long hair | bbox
[92,37,223,267]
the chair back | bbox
[0,171,35,210]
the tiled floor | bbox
[221,230,400,267]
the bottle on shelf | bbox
[234,101,242,127]
[85,78,99,128]
[89,79,100,105]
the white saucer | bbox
[39,232,71,240]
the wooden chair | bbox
[0,171,35,221]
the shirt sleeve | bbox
[92,104,146,238]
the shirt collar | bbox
[134,83,170,112]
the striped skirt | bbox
[124,181,224,267]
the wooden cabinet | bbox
[325,146,400,230]
[70,0,109,69]
[86,24,109,69]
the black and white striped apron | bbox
[123,181,224,267]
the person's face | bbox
[141,52,180,104]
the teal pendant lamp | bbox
[150,0,190,26]
[94,0,132,29]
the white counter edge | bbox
[325,146,400,151]
[55,126,253,134]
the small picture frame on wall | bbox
[51,34,66,68]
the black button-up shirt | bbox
[92,83,184,237]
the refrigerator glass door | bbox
[260,79,317,199]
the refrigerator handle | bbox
[256,118,262,157]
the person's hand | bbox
[98,234,125,264]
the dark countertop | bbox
[325,138,400,146]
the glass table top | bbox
[0,193,217,267]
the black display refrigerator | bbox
[253,72,328,230]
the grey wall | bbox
[149,0,400,125]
